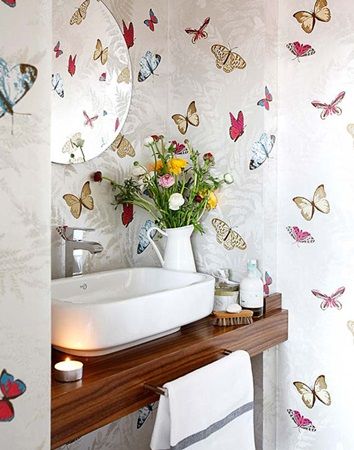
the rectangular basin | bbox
[52,267,215,356]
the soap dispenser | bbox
[240,260,264,317]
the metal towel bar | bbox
[143,349,234,397]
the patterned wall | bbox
[0,1,51,449]
[56,0,278,449]
[277,0,354,449]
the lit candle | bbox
[54,357,83,382]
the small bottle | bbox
[213,269,239,311]
[240,260,264,317]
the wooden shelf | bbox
[51,293,287,449]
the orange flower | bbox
[147,159,163,172]
[167,158,187,175]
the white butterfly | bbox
[293,375,331,409]
[293,184,330,221]
[52,73,64,98]
[249,133,275,170]
[211,218,247,251]
[138,51,161,82]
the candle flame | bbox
[65,357,71,362]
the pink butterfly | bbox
[229,111,245,142]
[115,117,120,132]
[286,42,315,61]
[286,226,315,244]
[171,140,188,155]
[99,72,106,81]
[263,271,272,295]
[312,91,345,120]
[0,369,26,422]
[68,54,77,77]
[287,409,316,432]
[257,86,273,110]
[1,0,16,7]
[83,110,98,128]
[311,286,345,310]
[144,8,158,31]
[185,17,210,44]
[53,41,63,58]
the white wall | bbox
[0,1,51,449]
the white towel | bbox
[150,350,255,450]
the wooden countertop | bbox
[51,293,288,448]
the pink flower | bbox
[158,174,175,188]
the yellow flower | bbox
[147,159,163,172]
[167,158,188,175]
[207,191,218,209]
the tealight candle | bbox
[54,358,83,383]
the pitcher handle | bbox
[146,226,167,267]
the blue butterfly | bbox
[137,219,156,254]
[249,132,276,170]
[0,58,37,133]
[138,51,161,82]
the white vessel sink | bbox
[52,268,215,356]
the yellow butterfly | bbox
[293,0,331,34]
[211,44,246,73]
[111,133,135,158]
[70,0,90,26]
[117,67,131,84]
[293,375,331,409]
[293,184,330,221]
[63,181,94,219]
[172,101,199,135]
[93,39,109,65]
[211,218,247,251]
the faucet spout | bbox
[71,240,103,254]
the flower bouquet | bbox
[93,136,233,233]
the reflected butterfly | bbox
[211,218,247,251]
[312,91,345,120]
[63,181,94,219]
[0,369,26,422]
[70,0,90,25]
[287,409,316,432]
[137,220,156,254]
[185,17,210,44]
[293,184,330,221]
[249,133,275,170]
[172,101,199,135]
[211,44,246,72]
[293,0,331,34]
[83,110,98,128]
[347,321,354,341]
[293,375,331,409]
[138,51,161,82]
[117,67,130,84]
[0,58,37,133]
[111,133,135,158]
[62,132,86,162]
[93,39,108,65]
[311,286,345,310]
[52,73,64,98]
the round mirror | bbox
[51,0,132,164]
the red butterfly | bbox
[185,17,210,44]
[122,203,134,227]
[83,110,98,128]
[257,86,273,110]
[263,271,272,295]
[286,42,315,61]
[1,0,16,6]
[99,72,106,81]
[122,20,134,49]
[229,111,245,142]
[311,91,345,120]
[0,369,26,422]
[68,54,77,77]
[171,140,188,155]
[53,41,63,58]
[144,8,158,31]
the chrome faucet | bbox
[63,227,103,277]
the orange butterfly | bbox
[63,181,94,219]
[293,0,331,34]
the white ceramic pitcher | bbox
[146,225,196,272]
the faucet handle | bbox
[56,226,96,241]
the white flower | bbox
[132,165,146,177]
[223,173,234,184]
[169,193,185,211]
[144,136,154,146]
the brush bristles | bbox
[213,316,253,326]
